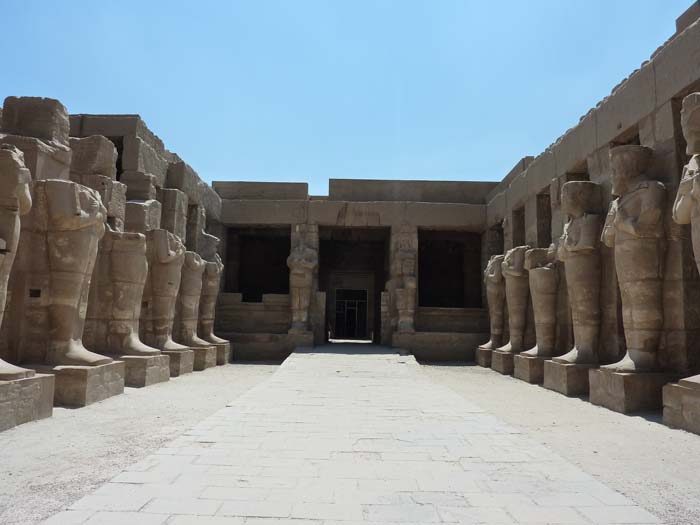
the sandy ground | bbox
[421,363,700,525]
[0,363,277,525]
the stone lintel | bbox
[161,349,195,377]
[589,368,678,413]
[491,350,515,375]
[192,346,217,371]
[0,374,54,432]
[33,361,125,407]
[543,361,595,397]
[514,354,547,384]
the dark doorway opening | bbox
[319,227,389,343]
[225,226,291,301]
[418,230,482,308]
[334,289,369,340]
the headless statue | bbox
[0,145,34,380]
[553,181,603,365]
[521,245,559,357]
[199,254,229,346]
[601,145,666,372]
[174,251,211,349]
[141,229,187,352]
[496,245,531,353]
[42,180,112,366]
[478,254,505,351]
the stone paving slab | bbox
[46,346,660,524]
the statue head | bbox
[0,143,32,214]
[609,145,653,197]
[561,180,601,219]
[681,92,700,156]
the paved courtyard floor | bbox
[44,346,671,524]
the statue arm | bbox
[615,186,665,237]
[672,169,695,225]
[601,201,617,247]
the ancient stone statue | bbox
[40,180,113,366]
[552,181,603,365]
[174,251,212,349]
[521,245,559,357]
[0,145,35,380]
[478,254,506,351]
[141,228,187,352]
[199,254,228,346]
[496,245,531,353]
[287,226,318,333]
[673,92,700,267]
[601,145,666,372]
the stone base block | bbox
[543,361,594,396]
[514,355,547,384]
[161,349,194,377]
[111,355,170,388]
[589,368,677,413]
[475,347,492,367]
[663,375,700,435]
[491,350,515,375]
[392,331,487,361]
[214,342,231,365]
[34,361,125,407]
[0,374,55,432]
[192,346,217,371]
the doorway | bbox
[334,289,368,340]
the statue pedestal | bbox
[34,362,125,407]
[192,346,217,371]
[544,361,594,396]
[514,355,547,384]
[213,342,231,365]
[475,347,492,367]
[108,355,170,388]
[161,349,194,377]
[0,374,55,432]
[589,368,676,413]
[663,375,700,435]
[491,350,515,375]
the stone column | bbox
[288,224,318,335]
[388,225,417,337]
[590,145,674,413]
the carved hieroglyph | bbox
[602,145,666,372]
[174,251,212,348]
[553,181,603,365]
[496,245,531,353]
[0,145,35,380]
[287,224,318,334]
[521,245,559,357]
[478,254,505,351]
[39,180,112,366]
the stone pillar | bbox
[288,224,318,335]
[590,145,675,413]
[388,225,417,337]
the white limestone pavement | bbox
[47,345,660,524]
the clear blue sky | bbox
[0,1,693,195]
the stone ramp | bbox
[47,346,659,524]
